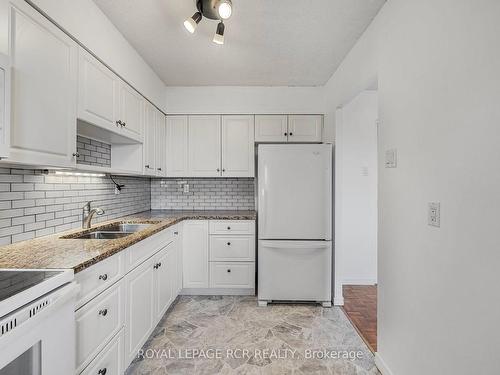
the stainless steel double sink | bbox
[62,223,153,240]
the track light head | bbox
[184,12,202,34]
[213,21,225,45]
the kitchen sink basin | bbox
[103,223,153,233]
[70,231,132,240]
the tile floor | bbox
[126,296,380,374]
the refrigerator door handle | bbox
[259,241,330,249]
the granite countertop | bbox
[0,210,256,274]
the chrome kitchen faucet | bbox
[82,201,105,229]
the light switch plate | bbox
[428,202,440,227]
[385,149,397,168]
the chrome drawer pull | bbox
[99,274,108,281]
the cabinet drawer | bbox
[126,227,175,272]
[209,220,255,235]
[210,262,255,289]
[75,252,124,309]
[210,236,255,261]
[76,281,124,373]
[80,329,124,375]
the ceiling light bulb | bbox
[213,21,225,45]
[184,12,202,33]
[217,1,232,20]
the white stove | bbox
[0,269,78,375]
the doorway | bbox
[334,89,378,352]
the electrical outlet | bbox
[428,202,440,227]
[183,184,190,193]
[385,149,397,168]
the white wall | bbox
[325,1,500,374]
[165,86,325,114]
[28,0,166,111]
[335,91,378,288]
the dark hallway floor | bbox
[341,285,377,352]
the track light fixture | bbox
[183,0,233,45]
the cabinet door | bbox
[0,53,10,158]
[287,115,322,142]
[143,103,156,175]
[166,116,188,177]
[155,111,167,177]
[255,115,287,142]
[78,47,119,132]
[173,229,183,295]
[125,257,155,363]
[119,82,143,140]
[188,115,221,177]
[8,2,78,167]
[154,244,174,321]
[182,221,209,288]
[222,115,255,177]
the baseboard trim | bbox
[341,278,377,285]
[375,353,394,375]
[333,296,344,306]
[180,288,255,296]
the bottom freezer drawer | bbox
[258,240,331,302]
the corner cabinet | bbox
[7,0,78,167]
[255,115,323,143]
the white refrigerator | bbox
[257,144,332,307]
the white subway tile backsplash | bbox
[0,169,151,245]
[151,178,255,210]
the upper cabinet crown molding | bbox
[6,0,78,168]
[255,114,322,143]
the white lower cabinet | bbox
[76,280,125,373]
[80,329,124,375]
[124,256,155,365]
[75,224,181,374]
[182,220,255,294]
[182,220,209,289]
[210,262,255,289]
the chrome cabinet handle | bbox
[116,120,123,127]
[227,269,231,273]
[284,132,288,136]
[289,132,293,136]
[98,308,108,316]
[122,122,126,127]
[98,368,107,375]
[227,242,231,246]
[216,168,220,172]
[99,274,108,281]
[157,168,162,171]
[145,165,150,169]
[174,231,179,235]
[72,152,80,158]
[227,226,231,230]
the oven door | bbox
[0,283,78,375]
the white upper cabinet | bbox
[77,46,143,143]
[166,116,188,177]
[255,115,287,143]
[188,115,221,177]
[222,115,255,177]
[288,115,322,142]
[0,53,10,158]
[255,115,322,143]
[78,48,119,132]
[155,110,167,177]
[143,103,156,176]
[118,82,143,140]
[8,1,78,167]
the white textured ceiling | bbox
[93,0,385,86]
